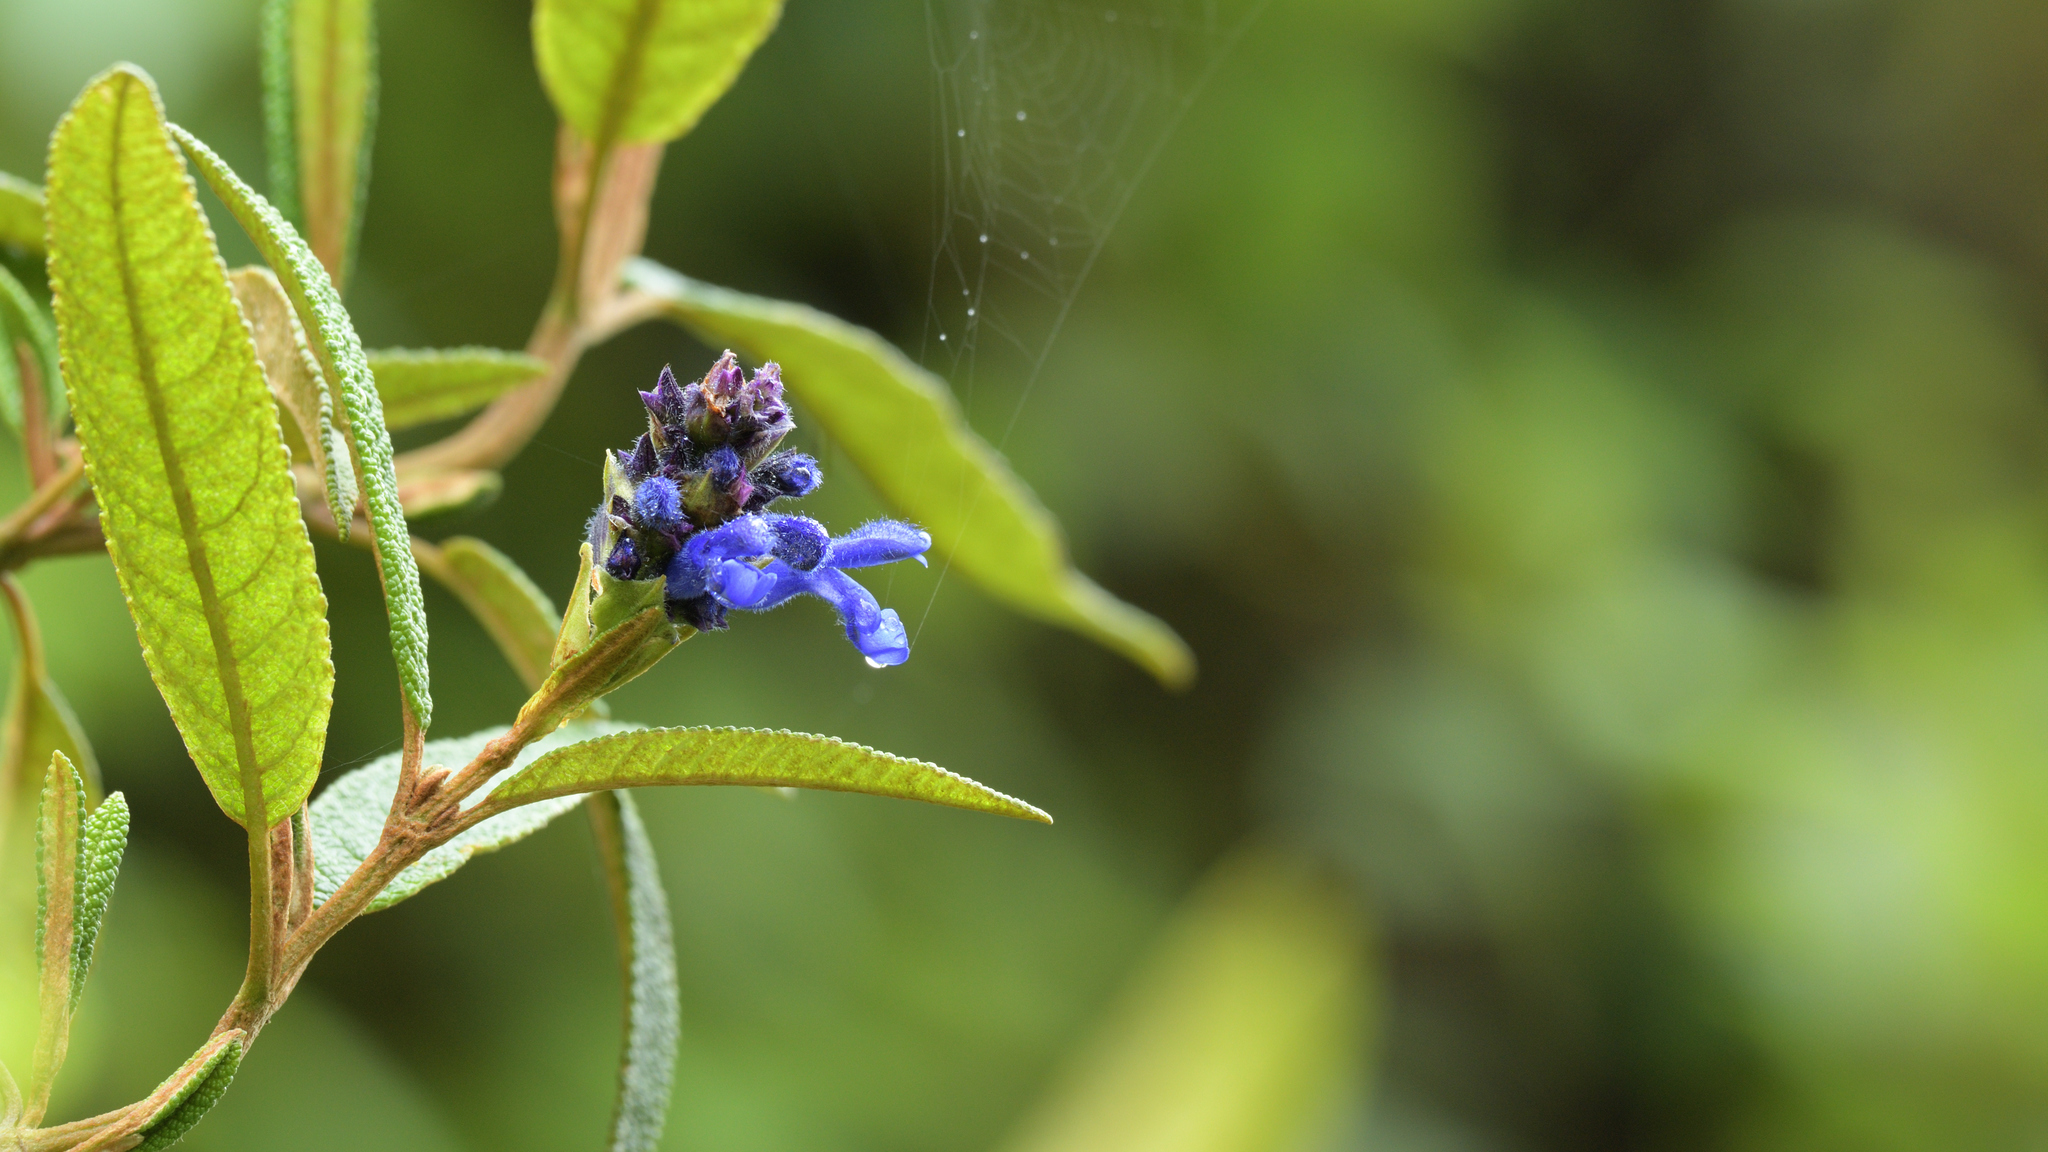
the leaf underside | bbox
[47,66,335,826]
[289,0,377,285]
[229,265,358,532]
[623,259,1195,688]
[133,1033,244,1152]
[420,536,559,691]
[493,725,1052,823]
[533,0,785,147]
[588,791,678,1152]
[170,123,432,729]
[367,347,549,430]
[308,720,639,912]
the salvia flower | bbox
[593,354,932,666]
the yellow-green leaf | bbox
[533,0,784,147]
[46,66,336,826]
[623,259,1195,688]
[994,852,1370,1152]
[169,123,431,729]
[586,790,677,1152]
[130,1031,243,1152]
[368,347,548,429]
[413,536,559,691]
[0,174,41,255]
[487,725,1051,822]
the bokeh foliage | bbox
[7,0,2048,1148]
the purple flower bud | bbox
[828,520,932,569]
[585,508,608,552]
[606,535,640,580]
[745,452,821,510]
[686,515,778,567]
[665,548,710,600]
[626,432,660,481]
[669,592,729,631]
[639,365,688,423]
[633,476,683,531]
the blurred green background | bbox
[10,0,2048,1147]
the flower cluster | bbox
[588,353,931,666]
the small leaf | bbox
[623,259,1194,688]
[533,0,784,147]
[0,577,99,822]
[553,542,597,668]
[229,266,358,534]
[367,347,549,429]
[47,67,335,826]
[129,1031,244,1152]
[283,0,378,286]
[70,792,127,1014]
[993,852,1369,1152]
[413,536,558,692]
[488,725,1051,823]
[170,123,431,729]
[28,752,84,1124]
[307,720,635,911]
[395,466,501,520]
[586,791,677,1152]
[0,173,42,255]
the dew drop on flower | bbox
[865,656,890,669]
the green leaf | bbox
[229,265,358,534]
[623,259,1195,688]
[586,791,677,1152]
[307,720,636,912]
[367,347,549,429]
[263,0,377,285]
[0,578,99,823]
[46,67,336,827]
[70,792,126,1015]
[488,725,1052,822]
[533,0,784,147]
[993,852,1370,1152]
[28,752,84,1123]
[0,173,42,255]
[0,265,67,440]
[131,1031,243,1152]
[413,536,558,692]
[169,123,431,729]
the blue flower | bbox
[596,357,932,665]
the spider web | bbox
[903,0,1261,645]
[920,0,1262,411]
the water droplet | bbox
[938,333,947,341]
[979,233,989,243]
[968,29,979,39]
[967,307,976,316]
[864,656,890,669]
[1048,236,1058,246]
[1105,8,1117,21]
[1016,110,1027,121]
[1019,251,1030,260]
[956,128,966,137]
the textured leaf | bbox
[170,124,431,729]
[587,791,677,1152]
[283,0,378,285]
[623,259,1195,688]
[70,793,126,1014]
[308,720,635,912]
[130,1031,243,1152]
[414,536,558,691]
[533,0,784,147]
[28,752,84,1122]
[0,173,41,255]
[229,266,358,533]
[0,578,99,819]
[994,853,1369,1152]
[46,67,335,827]
[367,347,548,429]
[489,725,1051,822]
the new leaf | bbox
[0,173,41,255]
[46,66,335,826]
